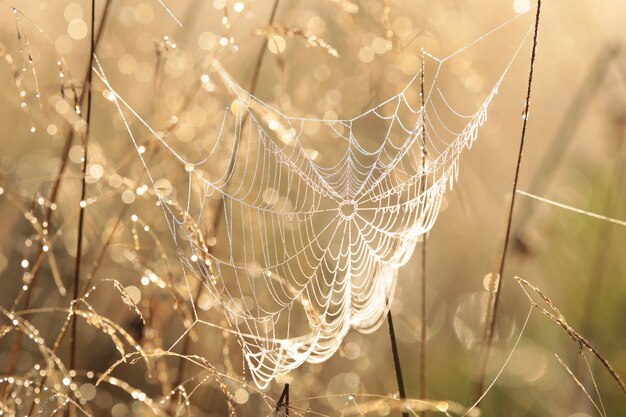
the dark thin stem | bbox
[69,0,96,386]
[249,0,280,97]
[44,4,111,224]
[419,50,427,403]
[512,46,619,245]
[48,142,171,346]
[174,0,281,386]
[387,311,409,417]
[45,104,175,368]
[34,141,169,417]
[522,46,618,205]
[209,0,280,234]
[3,0,112,405]
[474,0,542,400]
[420,237,427,399]
[275,383,290,416]
[6,0,112,319]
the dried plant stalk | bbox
[515,276,626,395]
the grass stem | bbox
[66,4,97,416]
[419,49,428,404]
[474,0,543,401]
[387,310,409,417]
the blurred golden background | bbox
[0,0,625,416]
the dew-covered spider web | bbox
[94,11,534,389]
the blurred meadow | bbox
[0,0,625,416]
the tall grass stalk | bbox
[2,1,112,406]
[66,1,97,415]
[419,48,428,404]
[474,0,543,401]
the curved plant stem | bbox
[515,277,626,395]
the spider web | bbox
[94,12,533,389]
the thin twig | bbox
[474,0,543,400]
[6,0,112,321]
[275,383,290,416]
[67,3,97,417]
[419,49,427,403]
[387,310,409,417]
[2,0,113,404]
[512,46,620,243]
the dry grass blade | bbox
[338,397,466,416]
[582,352,608,417]
[325,0,359,14]
[107,280,146,324]
[96,351,237,416]
[476,0,542,399]
[554,354,605,417]
[514,277,626,395]
[257,23,340,57]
